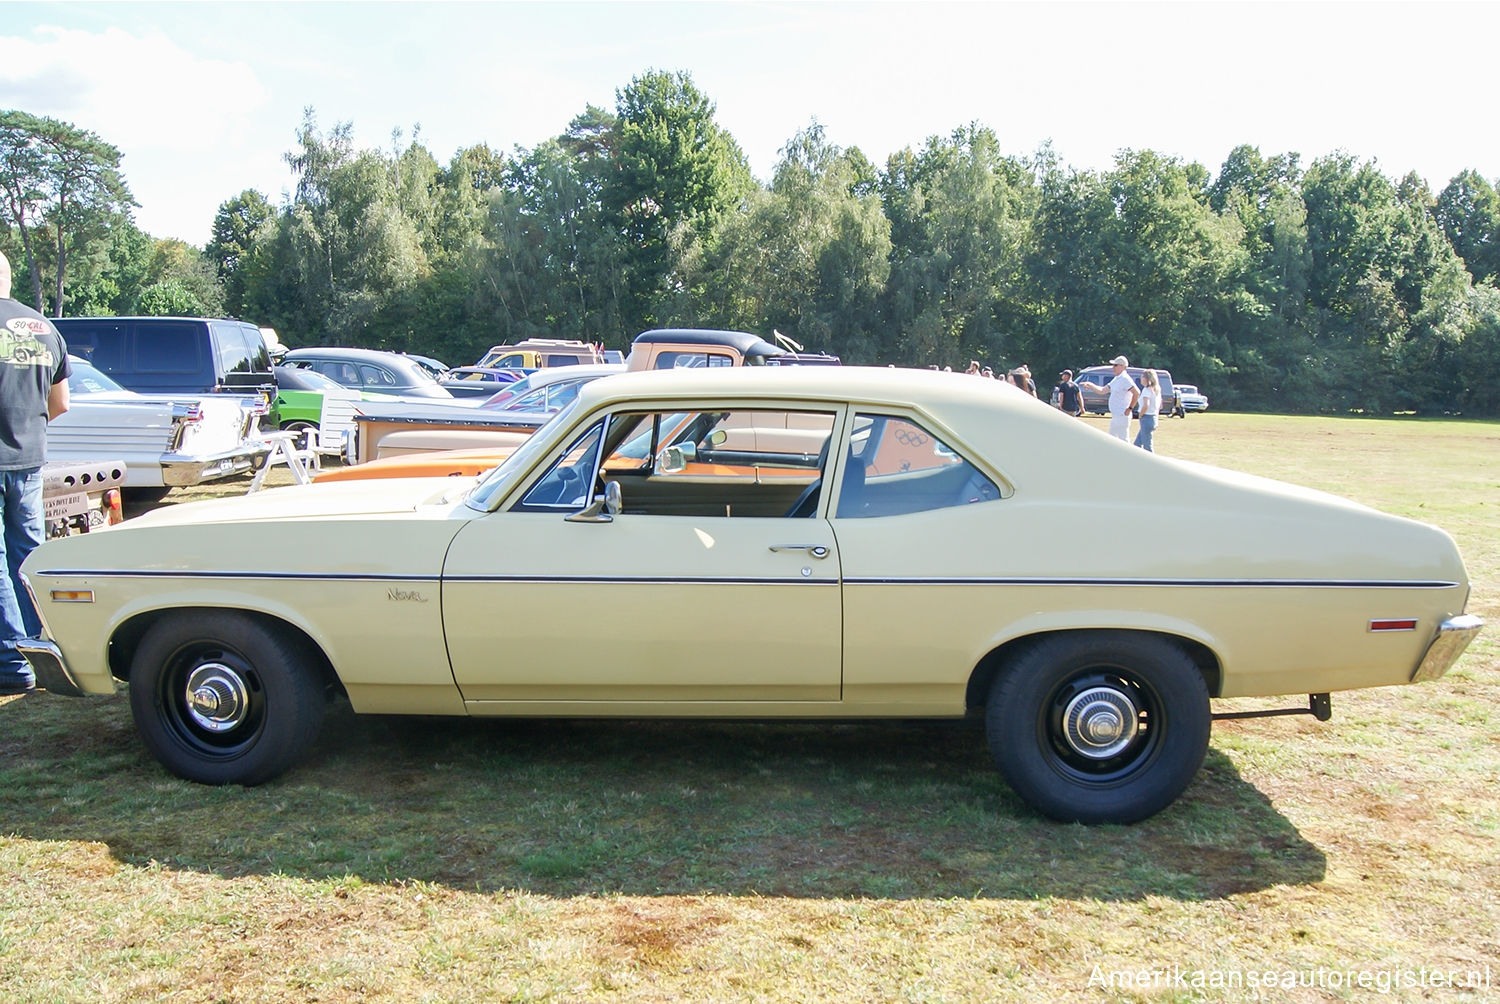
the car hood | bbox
[120,478,469,530]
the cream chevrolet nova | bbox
[19,368,1483,823]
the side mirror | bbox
[565,480,622,524]
[659,442,696,473]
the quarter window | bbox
[837,414,1000,518]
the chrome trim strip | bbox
[446,576,840,586]
[843,577,1462,589]
[33,569,441,583]
[29,569,1462,590]
[30,569,835,587]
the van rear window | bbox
[54,320,127,373]
[133,321,203,373]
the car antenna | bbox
[771,329,804,352]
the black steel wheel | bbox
[128,611,324,785]
[986,632,1210,824]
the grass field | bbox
[2,413,1496,1002]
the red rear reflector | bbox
[1369,619,1418,632]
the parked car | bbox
[476,364,626,412]
[440,366,526,398]
[350,365,624,463]
[53,316,276,397]
[475,338,606,370]
[399,353,450,381]
[1177,383,1209,413]
[625,328,786,369]
[280,347,454,400]
[1076,365,1180,417]
[19,368,1482,824]
[47,357,269,500]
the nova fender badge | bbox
[387,588,428,603]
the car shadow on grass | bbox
[1,693,1324,901]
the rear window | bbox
[132,320,204,373]
[53,320,127,373]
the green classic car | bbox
[17,368,1483,823]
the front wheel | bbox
[986,633,1210,824]
[128,611,325,785]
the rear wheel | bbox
[128,611,325,785]
[986,632,1210,824]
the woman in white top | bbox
[1134,368,1161,452]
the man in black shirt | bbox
[0,252,71,694]
[1054,369,1085,417]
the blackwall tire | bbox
[986,632,1210,824]
[128,611,324,785]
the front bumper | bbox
[1411,614,1484,683]
[16,638,89,697]
[161,444,271,486]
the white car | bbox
[1177,383,1209,413]
[47,357,269,499]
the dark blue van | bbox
[52,317,275,396]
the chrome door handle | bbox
[769,544,829,559]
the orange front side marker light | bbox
[50,589,95,603]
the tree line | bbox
[4,71,1500,414]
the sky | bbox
[4,1,1498,247]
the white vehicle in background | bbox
[47,357,269,502]
[1177,383,1209,413]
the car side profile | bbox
[281,347,454,400]
[19,368,1482,824]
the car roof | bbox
[284,347,422,365]
[631,328,786,358]
[574,364,1037,415]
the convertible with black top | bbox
[18,367,1482,823]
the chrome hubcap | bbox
[185,662,249,733]
[1062,686,1139,759]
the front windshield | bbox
[465,397,583,511]
[479,373,538,410]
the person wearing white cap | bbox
[1080,355,1138,440]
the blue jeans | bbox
[1,468,44,686]
[1133,413,1158,452]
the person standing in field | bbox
[1134,368,1161,452]
[1081,355,1138,441]
[0,251,71,695]
[1054,369,1085,417]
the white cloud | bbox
[3,24,268,149]
[2,23,277,243]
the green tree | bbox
[879,125,1037,368]
[605,70,755,331]
[207,189,275,315]
[0,109,134,314]
[139,279,208,316]
[1435,169,1500,285]
[679,123,890,359]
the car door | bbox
[442,406,846,709]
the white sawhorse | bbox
[247,431,315,492]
